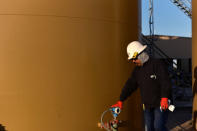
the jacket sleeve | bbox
[157,60,172,98]
[120,69,138,102]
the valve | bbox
[98,107,122,131]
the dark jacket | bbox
[120,58,172,108]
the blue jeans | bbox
[144,107,168,131]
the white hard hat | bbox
[127,41,147,60]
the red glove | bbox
[160,98,168,110]
[111,101,123,109]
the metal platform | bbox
[166,107,194,131]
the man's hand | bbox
[160,98,168,110]
[111,101,123,109]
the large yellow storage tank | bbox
[0,0,142,131]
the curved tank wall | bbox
[193,1,197,129]
[0,0,141,131]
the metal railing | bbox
[140,34,192,88]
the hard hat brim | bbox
[128,45,147,60]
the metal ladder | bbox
[169,0,192,19]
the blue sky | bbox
[141,0,192,37]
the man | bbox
[111,41,171,131]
